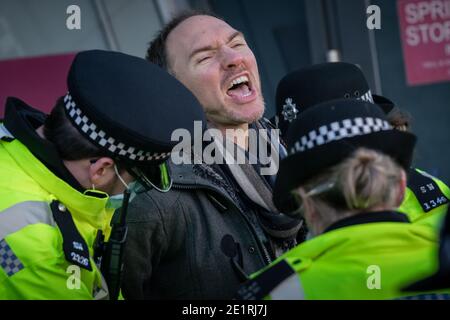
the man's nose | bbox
[221,47,244,70]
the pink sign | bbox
[398,0,450,86]
[0,53,76,117]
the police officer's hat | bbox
[274,63,374,137]
[64,50,206,189]
[273,99,417,213]
[372,94,395,114]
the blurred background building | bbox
[0,0,449,182]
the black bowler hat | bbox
[403,208,450,292]
[273,99,417,212]
[275,62,374,137]
[64,50,206,188]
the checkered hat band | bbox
[358,90,374,103]
[290,117,392,154]
[63,93,170,162]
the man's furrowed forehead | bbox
[167,15,241,60]
[173,15,235,38]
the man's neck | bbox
[210,122,249,150]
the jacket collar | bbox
[2,98,112,231]
[169,117,283,191]
[323,210,410,234]
[283,210,434,273]
[3,98,84,191]
[169,160,232,193]
[2,127,113,231]
[168,155,246,212]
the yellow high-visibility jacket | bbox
[238,211,450,300]
[0,123,113,299]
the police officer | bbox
[405,207,450,292]
[236,99,450,299]
[273,62,449,229]
[0,50,205,299]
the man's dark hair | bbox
[146,9,223,70]
[44,97,106,161]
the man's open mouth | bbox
[226,75,253,99]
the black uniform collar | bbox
[324,210,410,234]
[3,98,84,191]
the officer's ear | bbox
[395,169,407,207]
[89,157,115,187]
[295,187,318,232]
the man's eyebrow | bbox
[189,31,245,60]
[227,31,244,43]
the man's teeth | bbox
[228,76,249,89]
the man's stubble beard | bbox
[211,97,266,127]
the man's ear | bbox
[89,157,115,186]
[396,169,407,207]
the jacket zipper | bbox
[172,183,273,265]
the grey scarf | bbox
[210,121,303,245]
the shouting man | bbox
[122,11,303,299]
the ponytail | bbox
[337,148,403,210]
[296,148,404,221]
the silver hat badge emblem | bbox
[281,98,299,122]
